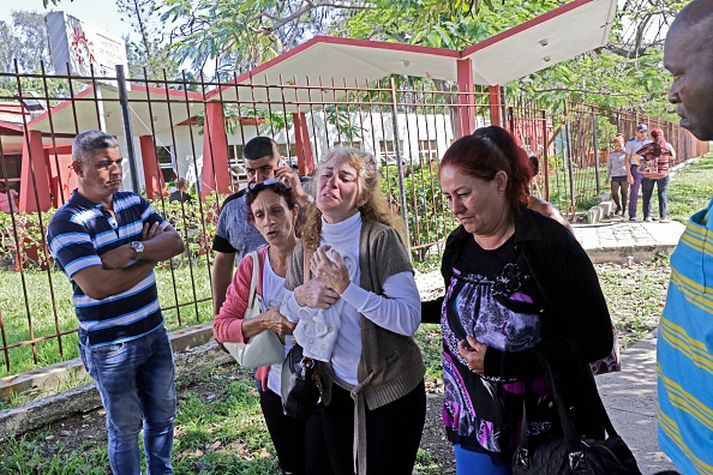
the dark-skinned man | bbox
[658,2,713,472]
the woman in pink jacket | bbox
[214,179,327,475]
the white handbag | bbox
[223,251,284,368]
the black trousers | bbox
[259,387,332,475]
[319,380,427,475]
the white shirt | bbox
[262,250,292,396]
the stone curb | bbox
[0,337,232,439]
[585,244,676,264]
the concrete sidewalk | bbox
[573,220,685,263]
[597,331,678,474]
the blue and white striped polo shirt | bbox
[47,190,167,347]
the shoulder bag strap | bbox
[247,251,260,312]
[535,352,585,451]
[580,360,620,439]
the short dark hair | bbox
[441,126,531,211]
[72,130,119,164]
[243,136,279,161]
[245,180,300,236]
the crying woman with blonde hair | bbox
[280,146,427,475]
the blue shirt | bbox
[211,190,266,259]
[47,190,167,347]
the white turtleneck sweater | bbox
[282,212,421,385]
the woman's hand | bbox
[260,308,296,337]
[458,336,488,375]
[311,245,350,294]
[294,279,340,309]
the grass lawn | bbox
[0,362,446,475]
[667,153,713,223]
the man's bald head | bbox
[665,0,713,140]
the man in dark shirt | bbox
[169,177,192,203]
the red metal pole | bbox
[201,102,231,200]
[18,130,52,213]
[488,85,502,127]
[293,112,315,176]
[456,59,476,137]
[139,135,166,200]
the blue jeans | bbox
[454,444,511,475]
[80,327,176,475]
[642,175,669,219]
[628,165,643,219]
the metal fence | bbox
[0,65,708,378]
[505,97,709,216]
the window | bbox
[228,144,245,166]
[276,144,302,169]
[156,146,174,167]
[227,145,247,182]
[335,140,362,150]
[155,146,175,183]
[418,140,439,162]
[378,140,402,165]
[0,154,22,180]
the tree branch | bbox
[605,39,663,59]
[256,1,372,34]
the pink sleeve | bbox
[213,255,254,343]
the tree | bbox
[0,10,53,73]
[117,0,181,79]
[158,0,538,80]
[38,0,687,118]
[342,0,685,118]
[159,0,363,80]
[515,0,687,119]
[0,10,65,100]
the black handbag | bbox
[512,355,641,475]
[280,247,321,419]
[280,344,320,419]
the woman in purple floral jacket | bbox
[422,126,615,475]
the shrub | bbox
[0,210,53,269]
[379,163,452,260]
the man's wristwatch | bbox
[130,241,144,259]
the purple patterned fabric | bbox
[441,263,554,454]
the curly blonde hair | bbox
[302,147,402,252]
